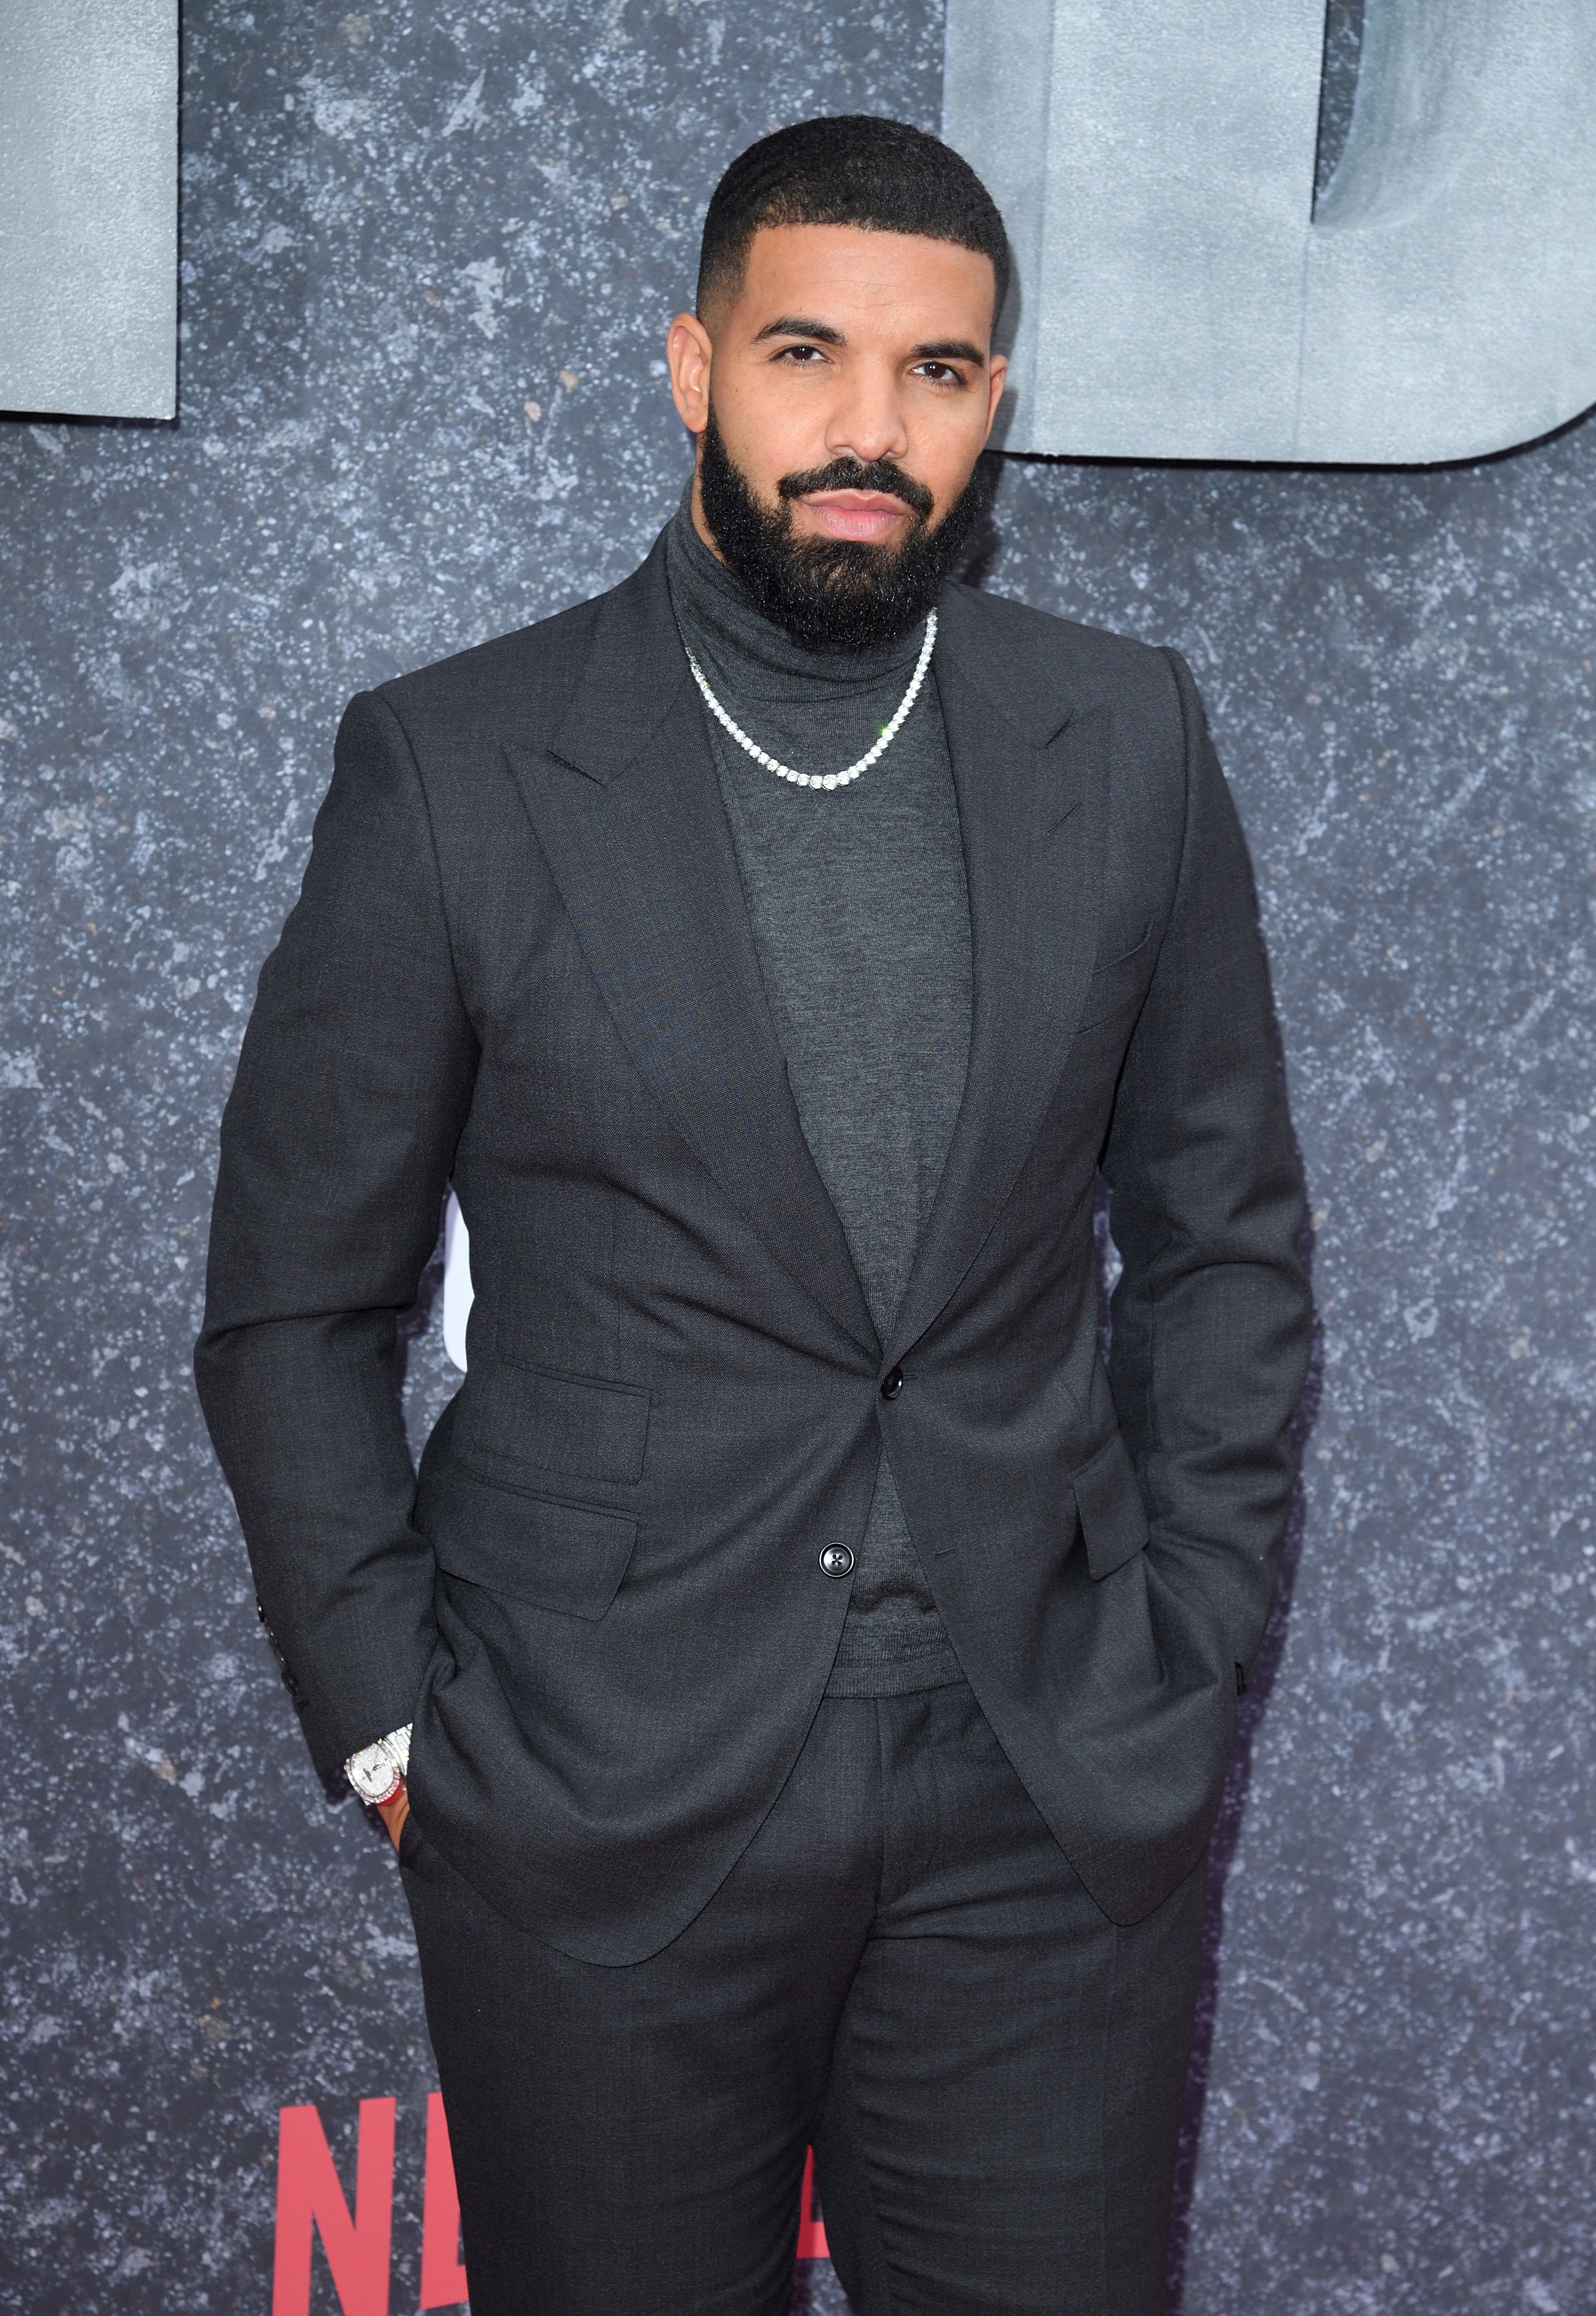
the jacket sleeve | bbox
[1099,647,1312,1680]
[194,690,479,1780]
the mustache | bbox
[775,458,935,523]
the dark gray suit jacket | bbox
[195,531,1312,1965]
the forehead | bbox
[731,222,997,336]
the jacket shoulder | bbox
[948,582,1182,716]
[370,584,611,750]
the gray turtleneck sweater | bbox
[665,491,971,1696]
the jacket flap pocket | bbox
[1072,1430,1150,1581]
[455,1361,650,1486]
[434,1479,638,1621]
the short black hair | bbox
[697,114,1010,330]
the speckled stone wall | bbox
[2,5,1592,2312]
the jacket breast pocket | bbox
[1072,1430,1151,1580]
[1076,923,1152,1035]
[453,1359,650,1488]
[434,1479,638,1621]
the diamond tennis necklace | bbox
[683,610,937,792]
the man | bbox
[197,115,1311,2316]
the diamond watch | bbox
[344,1724,412,1806]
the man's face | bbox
[667,223,1007,649]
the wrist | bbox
[344,1724,413,1806]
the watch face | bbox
[346,1742,400,1804]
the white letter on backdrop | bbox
[943,0,1596,462]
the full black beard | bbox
[697,404,991,654]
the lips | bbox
[799,491,914,544]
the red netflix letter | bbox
[272,2099,395,2316]
[796,2147,830,2262]
[420,2091,469,2309]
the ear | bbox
[982,352,1009,446]
[667,312,714,438]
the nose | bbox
[823,361,910,469]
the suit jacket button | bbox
[819,1545,855,1579]
[880,1366,904,1400]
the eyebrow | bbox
[912,338,987,366]
[751,317,988,366]
[753,315,846,345]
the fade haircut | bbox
[696,114,1011,331]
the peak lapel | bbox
[888,586,1111,1362]
[505,538,878,1361]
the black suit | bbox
[197,532,1311,2310]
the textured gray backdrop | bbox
[2,4,1593,2311]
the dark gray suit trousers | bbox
[400,1677,1205,2316]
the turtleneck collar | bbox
[665,479,925,709]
